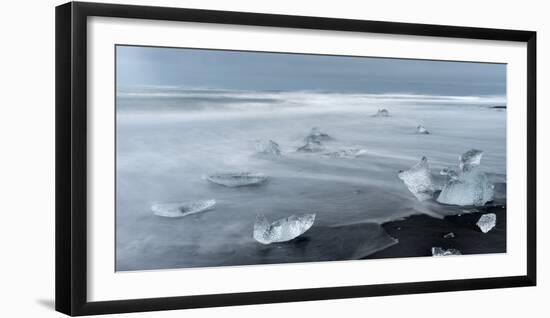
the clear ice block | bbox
[255,140,281,156]
[373,108,390,117]
[151,199,216,218]
[432,247,462,256]
[398,156,435,201]
[207,172,267,187]
[436,167,494,206]
[476,213,497,233]
[323,148,368,158]
[436,149,494,206]
[416,124,430,134]
[306,127,331,142]
[253,213,316,244]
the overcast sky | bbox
[116,45,506,96]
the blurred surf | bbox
[115,88,506,271]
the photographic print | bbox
[115,45,506,271]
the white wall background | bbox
[0,0,546,316]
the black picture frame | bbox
[55,1,537,316]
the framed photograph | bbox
[55,1,536,316]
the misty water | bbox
[115,89,506,271]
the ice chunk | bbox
[436,149,494,206]
[443,232,455,239]
[476,213,496,233]
[398,156,435,201]
[253,213,316,244]
[305,127,331,142]
[297,139,324,152]
[324,148,367,158]
[416,124,430,134]
[151,200,216,218]
[373,108,390,117]
[436,168,494,206]
[297,127,330,152]
[432,247,462,256]
[459,149,483,172]
[255,140,281,156]
[207,172,267,187]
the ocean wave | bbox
[117,87,506,108]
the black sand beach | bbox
[365,206,506,259]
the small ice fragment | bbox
[253,213,316,244]
[297,139,324,152]
[324,148,367,158]
[151,200,216,218]
[416,124,430,134]
[476,213,497,233]
[443,232,455,239]
[297,127,330,152]
[306,127,331,142]
[373,108,390,117]
[459,149,484,172]
[255,140,281,156]
[398,156,435,201]
[432,247,462,256]
[436,168,494,206]
[207,172,267,187]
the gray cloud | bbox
[116,45,505,96]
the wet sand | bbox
[365,206,506,259]
[118,221,399,270]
